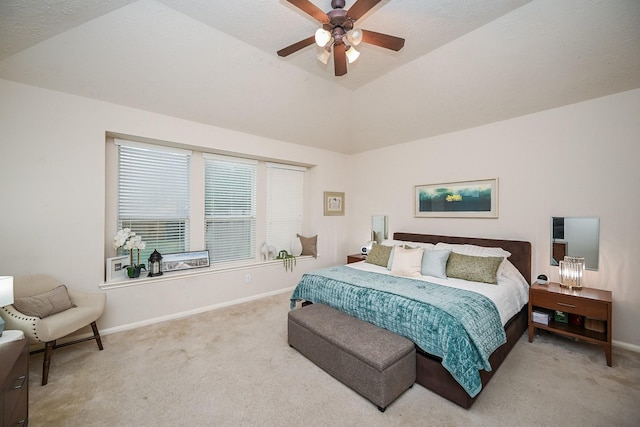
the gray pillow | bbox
[446,252,504,284]
[13,284,75,318]
[297,234,317,258]
[421,249,451,278]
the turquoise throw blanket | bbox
[290,266,506,397]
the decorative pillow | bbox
[446,252,504,284]
[390,246,424,278]
[365,243,393,267]
[421,249,451,278]
[297,234,317,258]
[13,285,75,318]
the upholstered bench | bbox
[288,303,416,412]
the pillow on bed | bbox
[421,249,451,278]
[434,242,511,258]
[13,284,75,319]
[390,246,424,278]
[446,252,504,284]
[297,234,317,258]
[365,243,393,267]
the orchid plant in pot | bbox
[113,228,147,278]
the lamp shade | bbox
[317,48,331,64]
[0,276,13,307]
[345,46,360,64]
[347,28,363,45]
[315,28,332,47]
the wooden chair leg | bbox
[90,321,104,351]
[42,340,55,386]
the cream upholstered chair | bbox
[0,274,106,385]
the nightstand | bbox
[347,253,367,264]
[528,282,612,366]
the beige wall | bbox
[1,78,638,348]
[346,88,640,348]
[0,79,349,332]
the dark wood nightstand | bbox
[528,282,612,366]
[347,253,367,264]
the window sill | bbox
[99,255,317,290]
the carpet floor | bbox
[27,292,640,426]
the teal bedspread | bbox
[290,266,506,397]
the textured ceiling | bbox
[0,0,639,154]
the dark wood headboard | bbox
[393,232,532,283]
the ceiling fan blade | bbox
[333,43,347,76]
[286,0,329,24]
[277,35,315,57]
[347,0,383,21]
[361,29,405,51]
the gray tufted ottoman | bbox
[288,303,416,412]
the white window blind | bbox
[266,163,305,254]
[204,155,257,264]
[117,141,191,263]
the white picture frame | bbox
[106,255,129,282]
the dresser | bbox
[0,338,29,426]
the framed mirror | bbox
[371,215,388,244]
[551,217,599,270]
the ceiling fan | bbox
[277,0,405,76]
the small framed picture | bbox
[162,250,210,273]
[106,255,129,282]
[324,191,345,216]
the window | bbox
[116,140,190,263]
[266,163,306,254]
[204,154,257,264]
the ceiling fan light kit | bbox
[278,0,405,76]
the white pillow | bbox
[390,246,424,278]
[421,249,451,278]
[434,242,511,258]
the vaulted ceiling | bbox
[1,0,638,154]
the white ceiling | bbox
[1,0,639,154]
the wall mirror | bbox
[371,215,388,244]
[551,217,599,270]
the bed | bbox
[290,232,531,409]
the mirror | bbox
[551,217,599,270]
[371,215,388,244]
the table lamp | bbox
[0,276,14,336]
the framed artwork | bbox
[162,250,210,272]
[324,191,345,216]
[415,178,498,218]
[106,255,129,282]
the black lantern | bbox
[148,250,163,277]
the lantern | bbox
[148,250,163,277]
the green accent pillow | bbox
[365,243,393,267]
[13,284,75,318]
[446,252,504,284]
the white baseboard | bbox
[100,286,296,336]
[613,339,640,353]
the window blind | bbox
[266,163,305,254]
[117,141,190,263]
[204,155,257,264]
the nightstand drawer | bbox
[532,291,608,319]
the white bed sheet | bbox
[346,260,529,326]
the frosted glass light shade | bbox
[315,28,332,47]
[317,48,331,64]
[345,46,360,64]
[348,28,363,45]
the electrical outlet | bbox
[245,274,251,284]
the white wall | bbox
[347,89,640,348]
[0,79,349,332]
